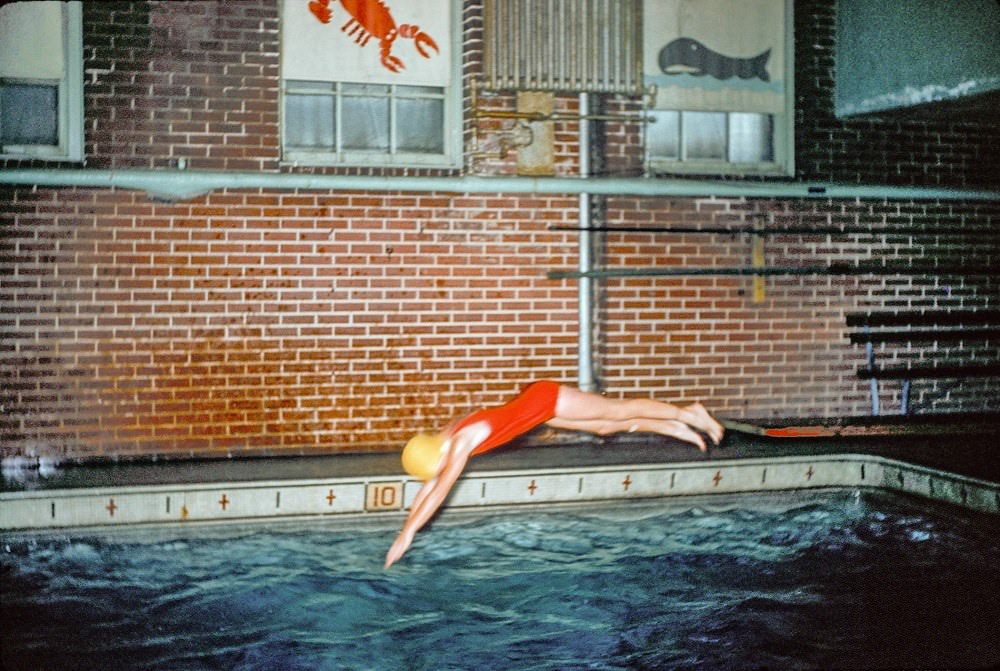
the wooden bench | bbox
[846,310,1000,415]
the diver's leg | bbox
[553,386,723,444]
[546,415,708,451]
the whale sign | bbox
[643,0,787,113]
[659,38,771,82]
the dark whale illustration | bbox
[658,37,771,82]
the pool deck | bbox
[3,415,999,532]
[4,416,1000,491]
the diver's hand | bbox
[384,530,414,569]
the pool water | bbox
[3,490,1000,670]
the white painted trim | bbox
[3,454,997,533]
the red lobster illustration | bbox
[308,0,439,73]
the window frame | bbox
[282,79,457,167]
[644,0,794,177]
[646,109,790,176]
[279,0,462,170]
[0,1,83,162]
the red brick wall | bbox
[1,186,580,459]
[85,0,280,171]
[2,0,998,462]
[596,197,1000,419]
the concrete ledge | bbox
[2,454,997,534]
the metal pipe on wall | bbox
[550,224,998,236]
[577,92,596,392]
[548,263,999,279]
[1,169,997,203]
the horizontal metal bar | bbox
[2,169,998,203]
[548,264,999,279]
[858,363,1000,380]
[848,328,1000,344]
[846,310,1000,327]
[473,110,647,122]
[550,225,997,237]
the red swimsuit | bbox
[450,380,562,457]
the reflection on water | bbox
[3,490,1000,670]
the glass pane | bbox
[401,85,441,96]
[396,97,443,153]
[342,83,390,96]
[728,113,774,163]
[647,110,680,159]
[342,96,389,151]
[682,111,726,160]
[285,93,334,149]
[0,83,58,145]
[285,80,335,93]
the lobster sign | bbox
[307,0,440,73]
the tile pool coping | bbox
[2,452,998,534]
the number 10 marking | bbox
[365,482,403,511]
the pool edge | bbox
[2,453,998,534]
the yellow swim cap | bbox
[401,433,444,481]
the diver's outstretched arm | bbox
[384,422,488,568]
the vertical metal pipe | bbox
[577,92,596,392]
[865,326,880,416]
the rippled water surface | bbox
[3,490,1000,670]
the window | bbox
[642,0,793,176]
[284,81,446,157]
[648,111,775,165]
[0,1,83,162]
[280,0,459,168]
